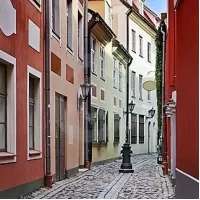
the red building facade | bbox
[0,0,45,198]
[165,0,199,198]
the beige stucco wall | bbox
[89,1,105,20]
[50,0,85,178]
[91,37,127,163]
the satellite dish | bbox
[143,80,156,91]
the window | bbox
[114,114,120,144]
[106,1,111,27]
[119,63,122,91]
[91,37,96,74]
[132,30,136,52]
[0,51,17,164]
[131,71,136,98]
[98,109,106,142]
[101,89,105,101]
[119,99,122,108]
[0,65,7,152]
[91,85,96,97]
[67,0,73,50]
[78,11,83,60]
[27,65,42,160]
[147,42,151,62]
[139,115,144,144]
[32,0,41,7]
[91,107,97,142]
[139,75,143,100]
[139,35,143,57]
[114,96,117,106]
[52,0,60,37]
[148,91,151,101]
[29,77,35,150]
[131,114,137,144]
[100,46,105,79]
[113,58,117,88]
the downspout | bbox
[44,0,52,186]
[160,22,167,175]
[125,9,132,142]
[84,0,90,168]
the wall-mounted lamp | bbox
[123,101,135,116]
[77,83,92,109]
[146,107,156,119]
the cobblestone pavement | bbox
[22,154,175,199]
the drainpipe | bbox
[44,0,52,186]
[125,9,133,142]
[84,0,90,169]
[160,22,167,175]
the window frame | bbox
[114,114,120,144]
[91,107,98,143]
[148,91,151,101]
[98,109,106,143]
[132,29,136,52]
[147,42,151,62]
[52,0,60,38]
[27,65,42,160]
[139,115,144,144]
[119,62,122,91]
[131,71,136,98]
[0,64,7,152]
[100,46,105,80]
[139,74,143,100]
[113,58,117,88]
[67,0,73,51]
[91,37,97,75]
[131,114,137,144]
[78,11,83,61]
[139,35,143,57]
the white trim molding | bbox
[0,50,16,164]
[27,65,42,160]
[176,168,199,183]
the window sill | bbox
[139,98,143,101]
[113,142,120,146]
[132,50,136,53]
[0,152,16,159]
[148,60,151,63]
[66,47,74,56]
[139,54,143,58]
[119,89,122,92]
[52,30,61,42]
[78,57,83,64]
[29,150,41,157]
[131,95,136,99]
[100,77,105,82]
[29,0,42,12]
[148,100,152,103]
[91,72,97,77]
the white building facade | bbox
[112,0,158,154]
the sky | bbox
[145,0,167,17]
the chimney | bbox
[161,12,167,21]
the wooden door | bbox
[55,94,65,181]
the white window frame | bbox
[139,74,143,100]
[113,58,117,88]
[91,37,97,74]
[100,46,105,80]
[148,91,151,101]
[139,35,143,57]
[100,88,105,102]
[98,108,106,142]
[91,106,98,142]
[78,10,83,61]
[119,62,122,91]
[113,96,117,107]
[132,29,136,52]
[91,82,97,99]
[29,0,42,12]
[67,0,73,52]
[139,0,144,15]
[106,1,112,27]
[148,42,151,62]
[0,50,16,164]
[131,71,136,98]
[27,65,42,160]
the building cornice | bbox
[88,9,116,46]
[129,10,157,38]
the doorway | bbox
[55,93,66,181]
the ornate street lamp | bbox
[146,107,156,119]
[80,82,91,102]
[119,101,135,173]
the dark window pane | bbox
[29,126,34,149]
[0,65,6,94]
[0,124,6,150]
[0,96,6,123]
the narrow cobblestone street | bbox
[22,154,175,199]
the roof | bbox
[119,0,158,31]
